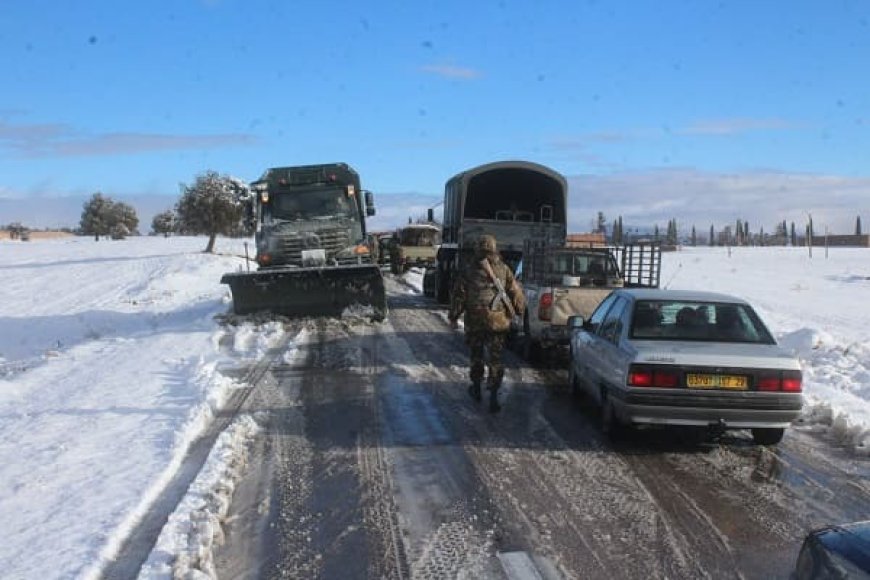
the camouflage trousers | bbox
[466,331,507,390]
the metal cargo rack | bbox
[612,241,662,288]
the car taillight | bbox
[654,369,680,387]
[628,368,653,387]
[258,253,272,266]
[782,376,802,392]
[757,376,780,391]
[538,292,553,321]
[628,365,680,388]
[756,371,802,392]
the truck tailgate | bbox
[552,288,613,324]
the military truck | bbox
[220,163,387,319]
[514,241,662,360]
[427,160,568,303]
[389,223,440,274]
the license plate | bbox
[686,374,748,390]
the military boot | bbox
[488,387,501,413]
[467,381,482,402]
[487,369,504,413]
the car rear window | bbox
[630,300,775,344]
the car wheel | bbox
[600,391,626,439]
[569,365,582,402]
[751,427,785,445]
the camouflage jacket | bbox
[449,256,525,333]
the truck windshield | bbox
[548,253,616,276]
[270,187,358,221]
[398,228,440,246]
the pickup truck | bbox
[513,242,661,360]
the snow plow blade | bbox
[221,264,387,320]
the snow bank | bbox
[137,414,260,579]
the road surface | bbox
[194,277,869,579]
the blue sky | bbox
[1,0,869,233]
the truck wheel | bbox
[751,428,784,445]
[436,272,449,304]
[522,312,540,363]
[522,338,541,363]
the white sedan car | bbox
[568,288,803,444]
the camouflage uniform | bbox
[448,235,525,412]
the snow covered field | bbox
[0,236,868,579]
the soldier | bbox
[448,235,525,413]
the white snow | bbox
[401,266,425,294]
[0,238,868,579]
[0,236,297,579]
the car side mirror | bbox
[567,315,586,330]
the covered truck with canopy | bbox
[429,160,567,303]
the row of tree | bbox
[79,171,250,252]
[599,213,864,246]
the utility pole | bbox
[807,213,813,258]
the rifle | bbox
[481,259,516,317]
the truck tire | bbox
[521,312,541,363]
[751,428,784,445]
[436,271,449,304]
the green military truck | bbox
[389,223,440,274]
[221,163,387,319]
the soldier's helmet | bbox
[475,234,498,256]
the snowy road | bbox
[206,277,870,580]
[4,239,868,580]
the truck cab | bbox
[249,163,376,269]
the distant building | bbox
[808,234,870,247]
[566,232,606,247]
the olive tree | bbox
[151,210,176,237]
[80,193,139,240]
[80,193,113,240]
[106,201,139,239]
[175,170,249,253]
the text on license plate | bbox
[686,374,748,389]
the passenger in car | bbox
[676,306,698,327]
[632,306,662,337]
[675,306,709,339]
[716,305,748,341]
[588,260,606,286]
